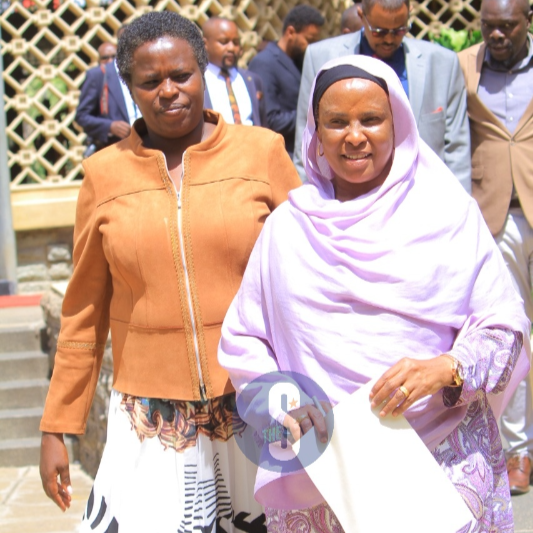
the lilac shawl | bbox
[219,56,530,509]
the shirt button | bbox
[509,117,514,121]
[508,93,513,98]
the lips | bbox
[344,153,370,161]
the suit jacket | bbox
[294,32,471,192]
[249,42,301,155]
[75,62,129,145]
[204,67,266,127]
[459,43,533,235]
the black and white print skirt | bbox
[80,389,265,533]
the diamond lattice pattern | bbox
[2,0,483,189]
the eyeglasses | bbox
[363,14,410,38]
[100,54,116,61]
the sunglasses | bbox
[100,54,116,61]
[363,14,410,38]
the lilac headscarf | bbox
[219,55,530,509]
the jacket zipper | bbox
[167,152,207,403]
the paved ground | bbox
[0,464,92,533]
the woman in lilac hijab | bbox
[219,56,530,532]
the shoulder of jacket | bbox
[307,32,357,56]
[82,140,133,191]
[458,42,484,60]
[405,38,456,59]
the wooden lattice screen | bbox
[1,0,483,229]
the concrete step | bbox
[0,350,49,381]
[0,379,49,409]
[0,435,79,467]
[0,406,43,439]
[0,324,44,352]
[0,437,40,467]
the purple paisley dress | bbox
[265,328,523,533]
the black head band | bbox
[312,65,389,127]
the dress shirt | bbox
[204,64,253,125]
[478,35,533,135]
[114,61,140,125]
[360,32,409,97]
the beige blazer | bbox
[459,43,533,235]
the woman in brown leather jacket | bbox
[39,12,300,532]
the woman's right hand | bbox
[40,432,72,511]
[283,404,329,444]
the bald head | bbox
[202,17,241,69]
[98,42,116,65]
[341,4,364,33]
[480,0,532,67]
[481,0,531,16]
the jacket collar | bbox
[128,110,227,158]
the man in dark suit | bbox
[202,18,265,126]
[75,55,139,152]
[248,5,324,156]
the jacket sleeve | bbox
[443,53,472,193]
[75,69,113,144]
[293,47,318,182]
[40,164,112,434]
[249,57,296,140]
[267,133,302,208]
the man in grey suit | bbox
[294,0,471,192]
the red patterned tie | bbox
[221,69,241,125]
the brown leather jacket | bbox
[40,111,301,434]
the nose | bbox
[159,78,178,98]
[490,27,505,40]
[345,123,366,147]
[226,41,236,52]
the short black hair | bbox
[117,11,208,85]
[282,5,325,33]
[362,0,409,13]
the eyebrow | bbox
[141,68,189,80]
[323,109,383,119]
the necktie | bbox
[221,69,241,125]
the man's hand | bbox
[110,120,131,139]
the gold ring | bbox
[295,414,310,425]
[399,386,410,400]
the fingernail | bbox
[67,486,73,495]
[380,410,386,417]
[371,401,376,407]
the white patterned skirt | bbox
[80,389,265,533]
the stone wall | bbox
[41,286,113,477]
[16,228,73,294]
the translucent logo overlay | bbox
[232,371,334,473]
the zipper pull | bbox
[200,383,208,405]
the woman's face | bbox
[316,78,394,200]
[129,36,205,140]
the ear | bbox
[203,37,208,46]
[357,6,363,18]
[285,25,297,39]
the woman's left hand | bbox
[369,356,454,417]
